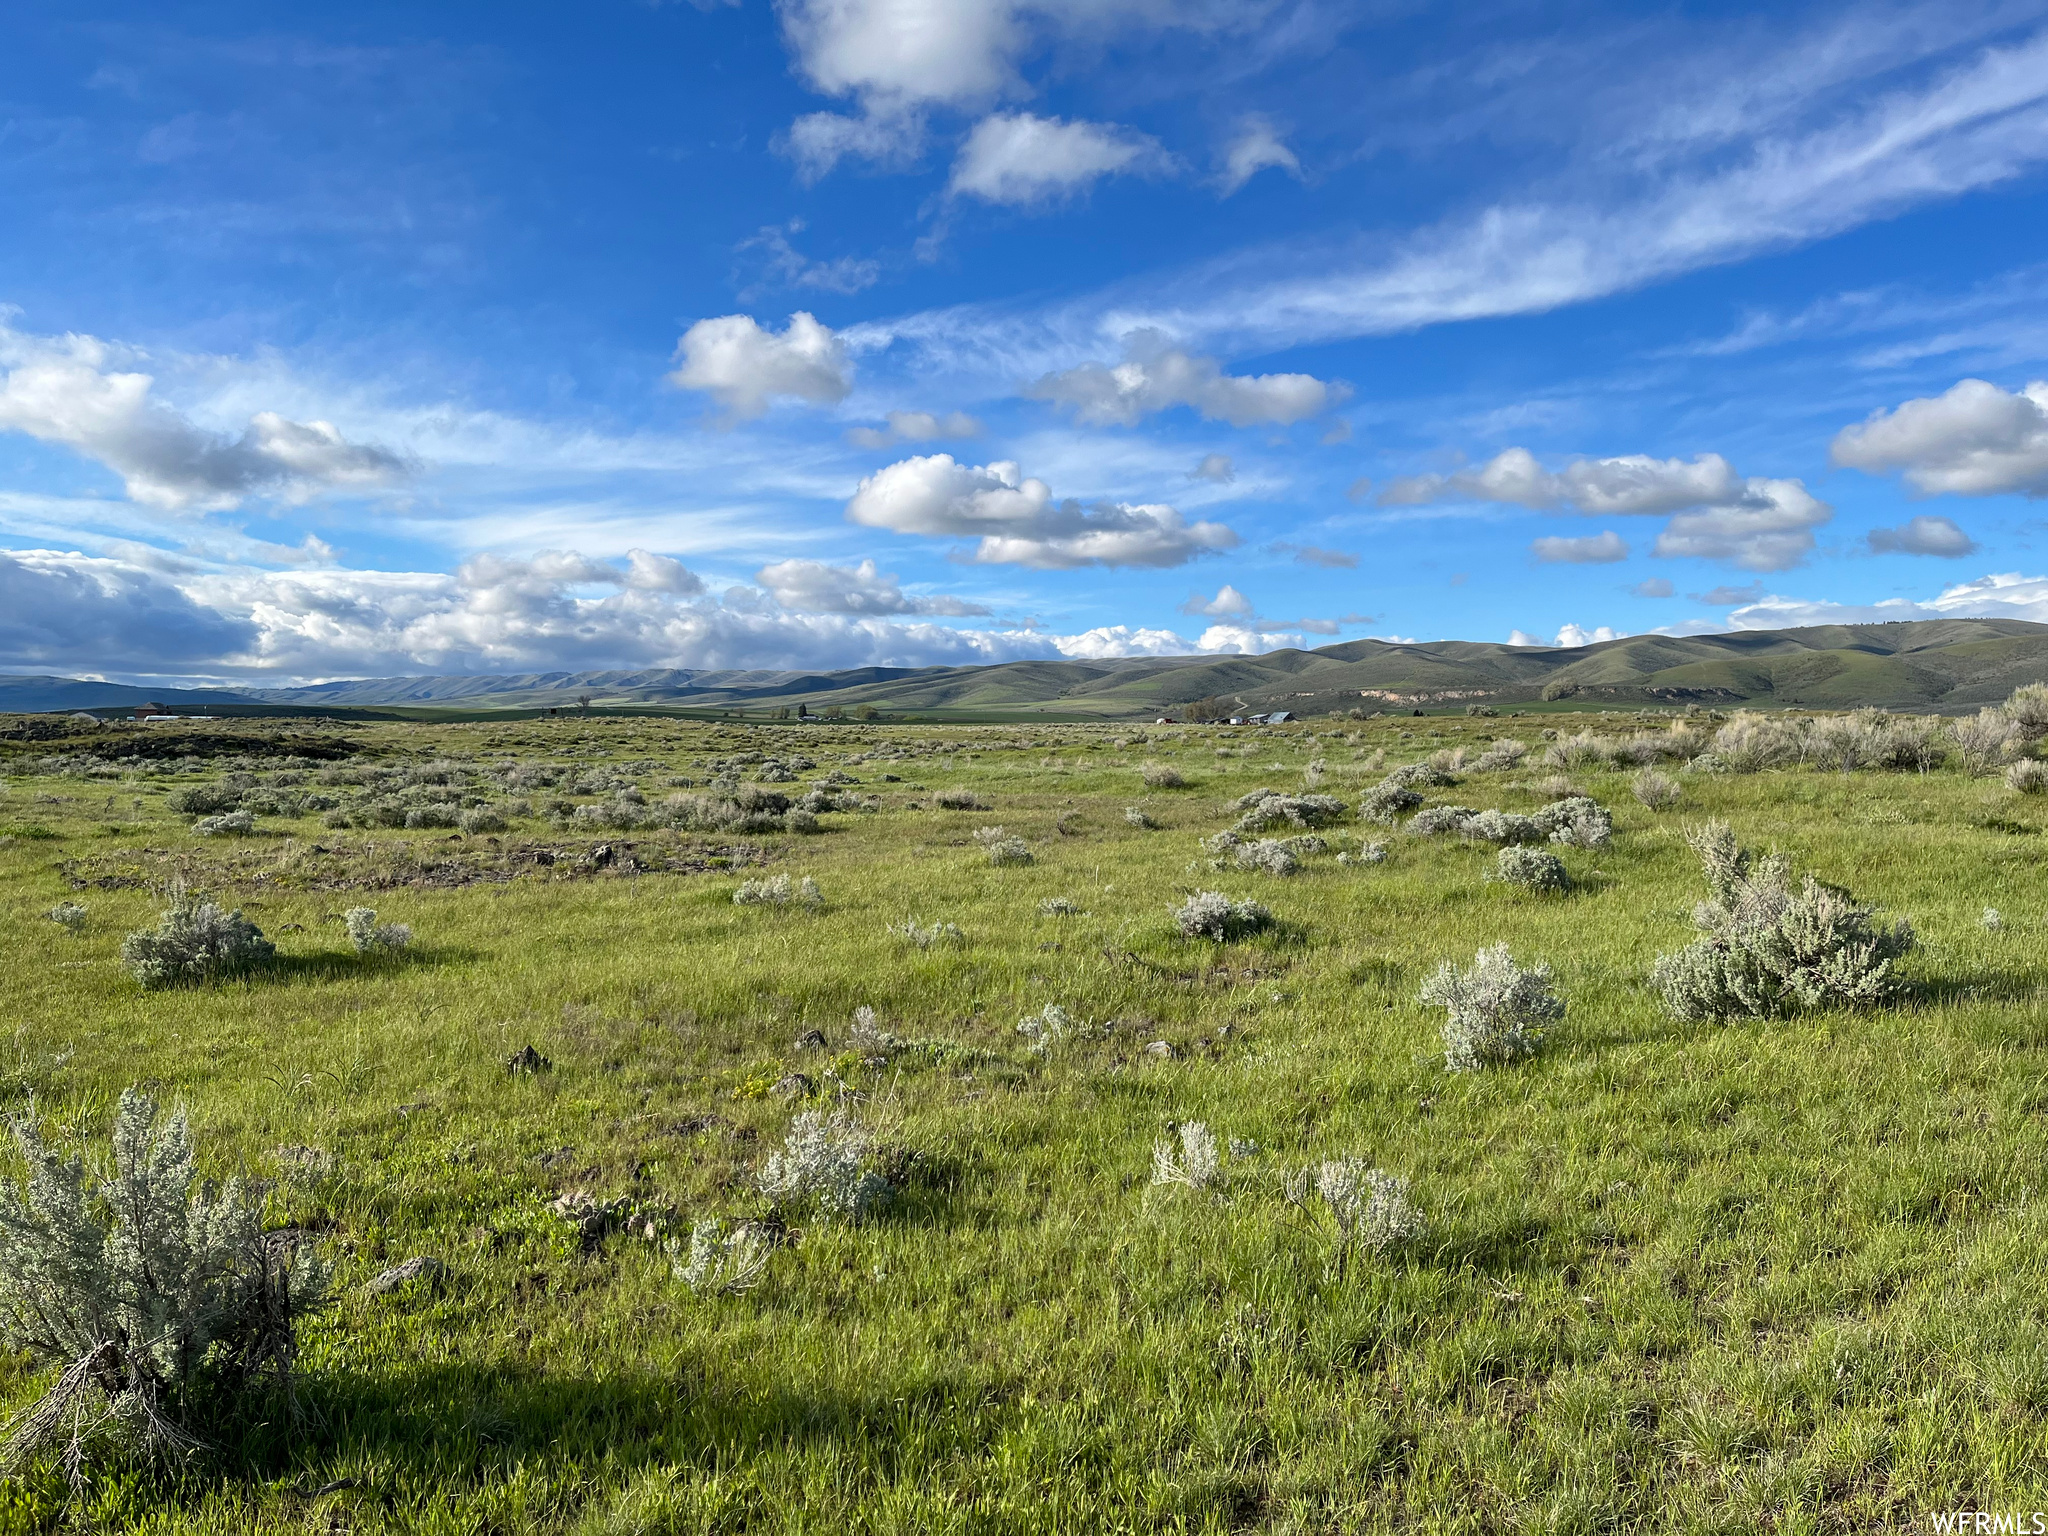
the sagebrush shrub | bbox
[343,907,412,954]
[1336,841,1388,867]
[1037,896,1083,916]
[934,788,988,810]
[1473,739,1526,771]
[1016,1003,1085,1052]
[0,1090,330,1477]
[1174,891,1273,942]
[1231,790,1346,835]
[46,903,86,932]
[1408,805,1478,837]
[192,810,255,838]
[2007,758,2048,794]
[1539,796,1612,849]
[1650,820,1914,1021]
[1490,845,1570,892]
[1420,944,1563,1071]
[972,827,1033,865]
[1124,807,1159,829]
[757,1111,889,1222]
[1384,762,1456,789]
[1230,839,1299,876]
[891,916,963,948]
[1360,781,1424,824]
[1458,809,1545,845]
[164,784,241,816]
[1631,768,1681,810]
[458,807,508,834]
[1284,1158,1426,1280]
[121,890,274,989]
[1150,1122,1221,1191]
[1140,763,1185,788]
[1983,907,2004,932]
[672,1219,772,1295]
[734,875,824,908]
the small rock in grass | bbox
[770,1072,815,1099]
[366,1256,445,1296]
[1142,1040,1176,1060]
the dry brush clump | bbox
[1140,762,1186,789]
[0,1090,330,1480]
[1952,708,2025,777]
[672,1220,773,1296]
[1651,820,1914,1022]
[1150,1122,1222,1192]
[1283,1159,1426,1281]
[1632,768,1682,810]
[2009,758,2048,794]
[1419,945,1563,1071]
[2008,682,2048,740]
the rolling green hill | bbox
[8,618,2047,719]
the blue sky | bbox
[2,0,2047,684]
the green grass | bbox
[0,714,2045,1531]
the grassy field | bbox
[0,710,2045,1532]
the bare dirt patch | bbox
[56,835,774,894]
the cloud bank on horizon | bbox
[1,0,2047,686]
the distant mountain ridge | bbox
[6,618,2047,718]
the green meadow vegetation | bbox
[0,696,2046,1532]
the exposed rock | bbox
[366,1256,445,1295]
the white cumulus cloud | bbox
[1027,328,1339,427]
[1050,624,1195,659]
[779,108,928,182]
[1832,378,2048,497]
[1384,446,1829,571]
[756,556,989,615]
[846,409,982,450]
[666,312,852,420]
[1507,623,1623,648]
[1710,571,2048,630]
[948,112,1164,206]
[1178,583,1253,617]
[1868,515,1979,557]
[0,322,409,512]
[844,453,1238,568]
[1531,530,1629,564]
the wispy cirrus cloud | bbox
[848,26,2048,381]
